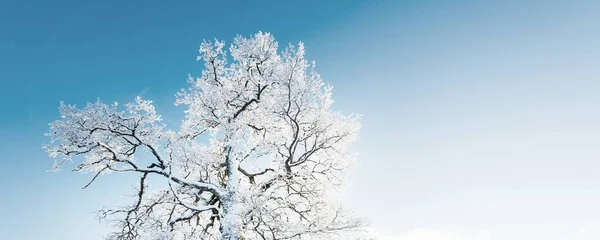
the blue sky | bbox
[2,0,600,239]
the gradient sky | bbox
[1,0,600,239]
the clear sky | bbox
[1,0,600,239]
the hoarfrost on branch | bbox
[45,32,366,240]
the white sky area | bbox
[316,1,600,240]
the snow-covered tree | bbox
[45,32,365,240]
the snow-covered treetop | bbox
[45,32,366,240]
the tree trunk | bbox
[220,192,243,240]
[221,143,243,240]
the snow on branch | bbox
[45,32,366,240]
